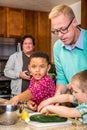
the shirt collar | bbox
[62,29,84,50]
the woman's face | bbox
[51,14,78,46]
[28,57,50,81]
[22,38,34,55]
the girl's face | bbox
[68,81,87,103]
[28,57,50,81]
[22,38,34,55]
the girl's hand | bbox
[27,100,37,111]
[5,96,19,105]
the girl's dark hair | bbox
[29,51,50,65]
[21,35,35,50]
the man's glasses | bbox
[51,17,74,35]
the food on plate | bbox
[30,114,67,123]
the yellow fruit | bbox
[20,109,29,122]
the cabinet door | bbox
[24,10,36,36]
[6,7,24,38]
[0,7,7,37]
[81,0,87,29]
[36,12,51,59]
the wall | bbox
[51,1,81,62]
[70,1,81,25]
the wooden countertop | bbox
[0,98,87,130]
[0,120,87,130]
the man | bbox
[49,4,87,95]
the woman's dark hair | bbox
[21,35,35,50]
[29,51,50,65]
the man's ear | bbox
[72,18,78,27]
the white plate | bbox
[28,112,72,129]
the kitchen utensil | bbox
[0,102,19,125]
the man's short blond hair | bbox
[49,4,75,20]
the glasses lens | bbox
[51,17,74,35]
[60,29,68,34]
[51,29,67,35]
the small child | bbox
[38,70,87,124]
[7,51,56,111]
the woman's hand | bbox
[27,100,37,111]
[19,70,30,80]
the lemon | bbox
[20,109,30,123]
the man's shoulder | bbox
[54,39,62,48]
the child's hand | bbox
[27,100,37,111]
[40,105,52,115]
[38,97,53,112]
[5,96,19,105]
[67,83,72,89]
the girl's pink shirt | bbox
[28,75,56,105]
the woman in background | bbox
[4,35,35,96]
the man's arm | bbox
[55,84,67,95]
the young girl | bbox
[38,70,87,124]
[7,51,56,111]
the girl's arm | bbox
[7,90,32,105]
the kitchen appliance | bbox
[0,37,20,99]
[0,37,18,60]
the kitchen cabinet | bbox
[0,6,51,59]
[81,0,87,29]
[0,7,7,37]
[0,7,24,38]
[23,10,51,59]
[24,10,36,37]
[36,11,51,58]
[6,7,24,37]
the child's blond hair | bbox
[71,70,87,92]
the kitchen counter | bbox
[0,98,87,130]
[0,119,87,130]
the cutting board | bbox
[28,112,72,129]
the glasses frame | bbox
[51,17,75,35]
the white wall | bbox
[70,1,81,25]
[51,1,81,62]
